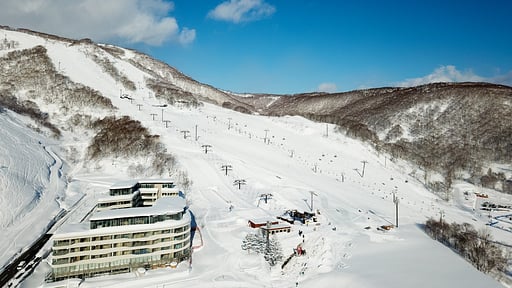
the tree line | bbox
[424,218,507,274]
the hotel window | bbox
[54,239,70,246]
[52,258,69,265]
[53,249,68,256]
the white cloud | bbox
[0,0,195,46]
[177,28,196,45]
[317,82,337,93]
[208,0,276,23]
[488,71,512,87]
[397,65,485,87]
[397,65,512,88]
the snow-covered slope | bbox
[0,111,67,267]
[0,27,509,288]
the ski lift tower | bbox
[309,191,318,212]
[393,187,399,227]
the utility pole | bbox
[228,117,232,130]
[265,221,271,250]
[150,113,157,120]
[180,130,190,139]
[393,187,399,227]
[221,164,232,176]
[325,123,329,137]
[439,210,445,223]
[233,179,246,189]
[361,160,368,177]
[163,120,171,128]
[137,104,143,111]
[260,193,272,204]
[195,125,198,141]
[264,129,269,144]
[309,191,318,212]
[161,108,164,122]
[201,144,212,154]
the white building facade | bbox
[49,180,190,282]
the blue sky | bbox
[2,0,512,94]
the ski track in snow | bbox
[0,113,67,268]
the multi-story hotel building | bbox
[48,180,190,282]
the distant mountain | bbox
[255,82,512,196]
[1,26,511,197]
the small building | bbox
[278,209,316,224]
[260,223,291,235]
[248,218,279,228]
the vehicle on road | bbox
[16,261,25,270]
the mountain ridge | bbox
[1,26,512,196]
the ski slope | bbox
[0,111,68,268]
[25,101,510,288]
[0,28,509,287]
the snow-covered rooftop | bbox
[248,217,278,224]
[137,178,174,184]
[54,211,191,239]
[109,180,139,190]
[109,179,175,190]
[90,197,186,221]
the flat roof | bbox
[249,218,279,224]
[90,197,186,221]
[109,180,139,190]
[54,211,191,239]
[137,178,174,184]
[109,179,175,190]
